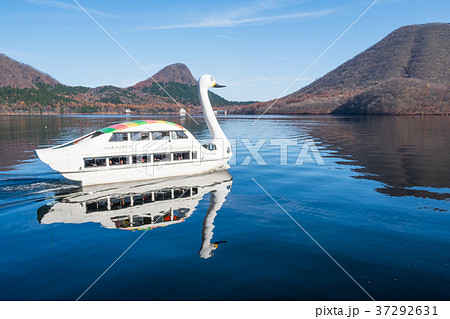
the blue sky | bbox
[0,0,449,101]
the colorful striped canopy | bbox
[97,120,184,134]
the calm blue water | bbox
[0,115,449,300]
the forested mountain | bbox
[129,63,247,107]
[249,23,450,115]
[0,59,248,114]
[133,63,197,88]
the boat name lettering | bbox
[103,145,132,150]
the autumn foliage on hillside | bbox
[0,59,250,114]
[243,23,450,115]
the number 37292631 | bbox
[376,306,438,316]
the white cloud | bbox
[216,34,242,42]
[25,0,117,18]
[133,7,336,31]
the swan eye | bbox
[210,77,213,81]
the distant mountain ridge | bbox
[0,54,60,89]
[0,57,248,114]
[129,63,239,108]
[253,23,450,115]
[133,63,197,89]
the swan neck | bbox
[199,86,227,141]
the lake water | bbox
[0,114,449,301]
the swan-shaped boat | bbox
[35,75,232,186]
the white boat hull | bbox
[61,158,230,186]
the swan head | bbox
[198,74,226,89]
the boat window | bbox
[111,216,131,228]
[192,187,198,195]
[142,193,154,203]
[86,198,108,214]
[130,132,139,141]
[142,216,152,225]
[153,212,170,224]
[152,131,170,140]
[192,151,197,159]
[173,208,189,219]
[55,132,99,149]
[202,143,217,151]
[97,199,108,211]
[86,201,98,213]
[84,157,107,168]
[109,198,121,210]
[132,155,149,164]
[131,132,150,141]
[109,156,129,165]
[176,131,188,139]
[155,190,172,201]
[110,196,131,210]
[133,195,143,205]
[91,131,104,139]
[163,212,172,222]
[170,131,188,139]
[85,199,108,213]
[84,159,93,167]
[173,188,191,198]
[173,152,190,161]
[132,193,154,204]
[132,216,152,227]
[153,153,171,162]
[73,133,95,145]
[122,197,131,207]
[110,133,129,142]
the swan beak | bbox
[213,83,226,88]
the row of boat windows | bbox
[110,130,188,142]
[111,208,190,228]
[84,187,198,214]
[84,151,197,168]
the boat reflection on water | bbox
[37,170,232,259]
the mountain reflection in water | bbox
[306,116,450,201]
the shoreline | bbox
[1,111,449,116]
